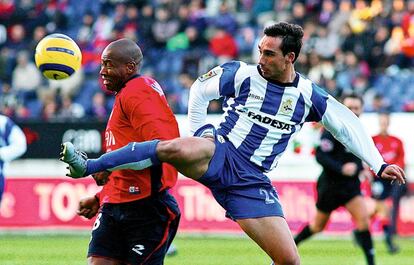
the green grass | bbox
[0,233,412,265]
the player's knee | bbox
[311,224,324,233]
[276,252,300,265]
[354,218,370,230]
[157,139,183,161]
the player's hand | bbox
[342,162,357,176]
[380,164,406,185]
[77,196,100,219]
[92,170,110,186]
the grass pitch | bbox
[0,233,412,265]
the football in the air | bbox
[34,33,82,80]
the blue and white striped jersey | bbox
[189,61,385,174]
[0,115,27,175]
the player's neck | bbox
[280,64,296,83]
[262,65,297,85]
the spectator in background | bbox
[11,50,42,106]
[328,0,352,34]
[0,83,18,118]
[213,1,238,35]
[77,12,95,47]
[313,26,339,59]
[167,72,194,114]
[85,91,108,120]
[208,26,238,63]
[336,51,370,94]
[235,25,257,63]
[28,26,48,53]
[151,7,180,82]
[41,96,58,121]
[2,24,29,82]
[46,68,84,100]
[367,25,391,71]
[308,55,335,85]
[112,3,127,33]
[57,95,85,120]
[290,2,306,26]
[319,0,336,26]
[323,77,343,100]
[0,114,27,206]
[121,4,139,40]
[365,93,391,113]
[152,7,180,49]
[92,11,114,50]
[370,111,406,254]
[136,4,155,52]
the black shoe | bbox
[166,244,178,257]
[385,236,400,254]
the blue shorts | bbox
[88,191,180,265]
[194,124,284,220]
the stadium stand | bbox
[1,0,414,120]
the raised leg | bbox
[237,216,300,265]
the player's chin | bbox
[104,84,116,92]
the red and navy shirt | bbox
[372,134,405,169]
[98,75,179,203]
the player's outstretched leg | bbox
[60,142,88,178]
[60,141,160,178]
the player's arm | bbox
[188,61,246,134]
[320,96,405,183]
[77,193,100,219]
[188,67,223,134]
[0,120,27,162]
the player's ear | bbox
[126,61,136,73]
[286,52,295,63]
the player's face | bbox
[378,114,390,134]
[343,97,363,117]
[100,47,129,92]
[258,35,294,80]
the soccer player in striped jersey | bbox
[61,22,405,265]
[0,114,27,205]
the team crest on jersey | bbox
[280,99,294,115]
[129,186,140,194]
[198,69,218,82]
[217,135,225,143]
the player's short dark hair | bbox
[263,22,304,63]
[341,93,364,106]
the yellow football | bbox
[35,33,82,80]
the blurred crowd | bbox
[1,0,414,122]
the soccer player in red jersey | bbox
[371,112,406,253]
[73,38,180,265]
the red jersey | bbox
[99,75,179,203]
[372,134,405,169]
